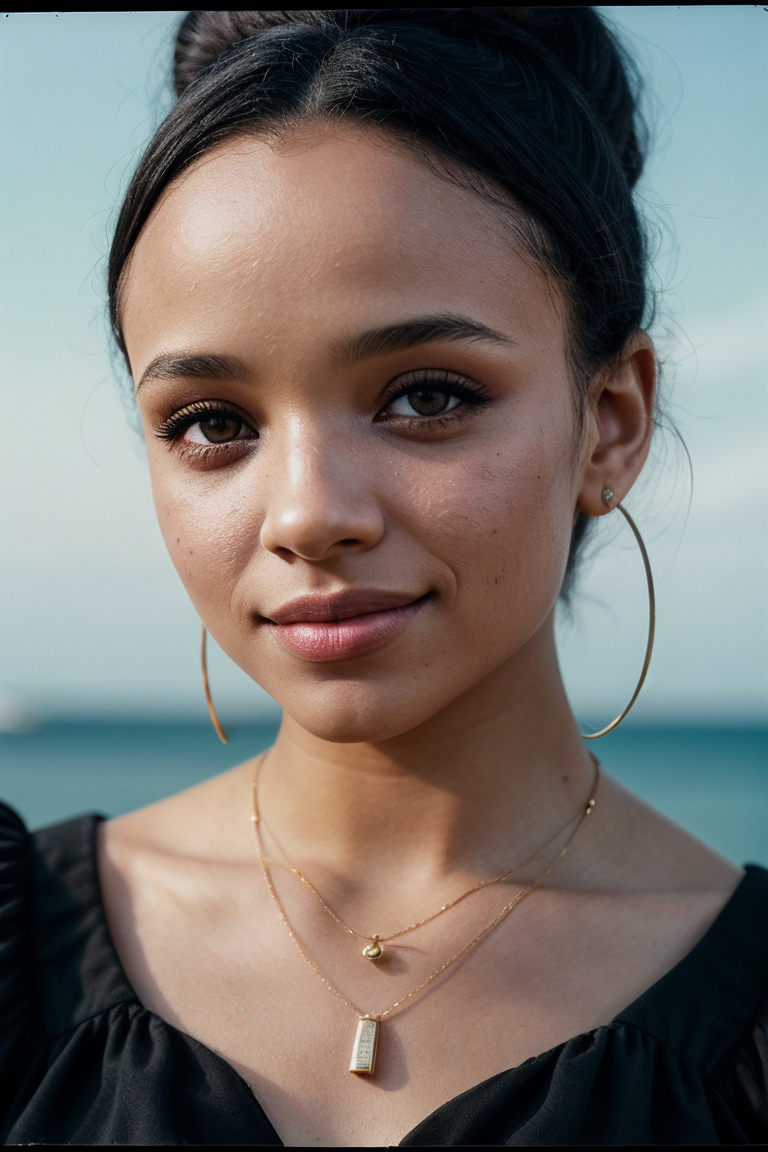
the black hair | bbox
[108,7,653,593]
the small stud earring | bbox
[602,487,613,506]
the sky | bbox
[0,8,766,729]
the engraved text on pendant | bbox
[349,1017,379,1075]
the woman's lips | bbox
[264,592,427,663]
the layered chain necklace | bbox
[257,790,590,963]
[251,754,598,1075]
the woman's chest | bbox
[104,871,726,1146]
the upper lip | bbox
[264,589,426,624]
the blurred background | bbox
[1,9,766,859]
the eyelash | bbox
[154,401,254,445]
[154,371,490,451]
[378,370,490,423]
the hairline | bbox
[116,113,601,453]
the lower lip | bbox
[267,601,425,662]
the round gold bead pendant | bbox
[362,936,384,960]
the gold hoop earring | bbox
[581,499,656,740]
[201,624,228,743]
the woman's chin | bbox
[276,683,452,745]
[284,704,428,746]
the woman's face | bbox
[122,125,591,743]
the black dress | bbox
[1,802,767,1147]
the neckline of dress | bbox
[85,813,763,1147]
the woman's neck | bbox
[259,620,595,889]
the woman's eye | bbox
[387,389,462,418]
[182,414,253,444]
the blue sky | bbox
[0,8,766,727]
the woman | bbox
[1,8,766,1146]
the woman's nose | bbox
[259,427,385,562]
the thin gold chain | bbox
[256,774,588,945]
[252,755,598,1024]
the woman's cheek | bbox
[152,467,258,615]
[413,447,570,611]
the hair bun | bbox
[173,10,317,97]
[174,9,644,187]
[517,8,645,187]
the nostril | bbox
[260,491,386,561]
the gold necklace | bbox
[251,755,598,1075]
[255,754,594,961]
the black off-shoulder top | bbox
[1,802,768,1146]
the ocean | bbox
[1,721,766,867]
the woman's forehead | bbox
[128,127,527,280]
[121,125,559,368]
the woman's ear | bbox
[577,331,656,516]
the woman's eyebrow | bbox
[135,316,511,391]
[332,314,513,365]
[136,353,246,392]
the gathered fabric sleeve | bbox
[715,990,768,1143]
[0,803,45,1133]
[0,803,280,1146]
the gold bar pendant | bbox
[349,1016,379,1075]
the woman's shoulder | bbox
[0,801,274,1145]
[0,801,136,1048]
[610,863,768,1140]
[0,804,36,1044]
